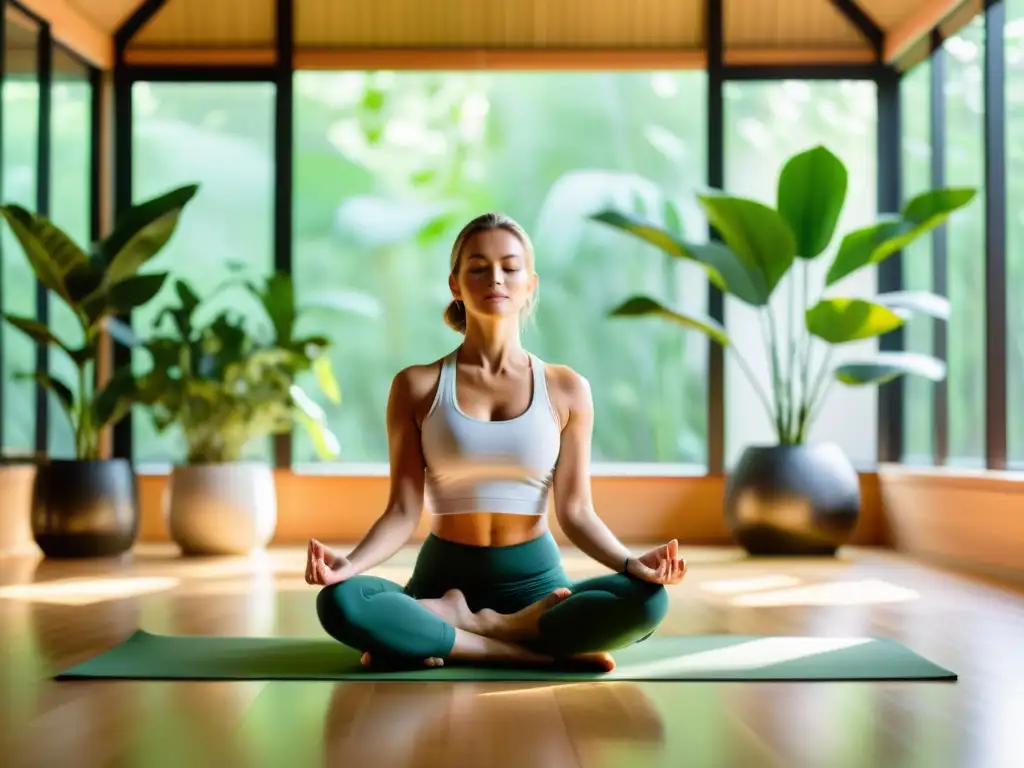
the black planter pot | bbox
[723,443,860,556]
[31,459,139,558]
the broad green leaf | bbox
[252,272,296,344]
[2,313,73,354]
[696,194,796,295]
[609,296,730,347]
[175,279,201,313]
[589,211,769,305]
[826,188,975,286]
[874,290,950,321]
[777,145,848,259]
[834,352,947,385]
[24,372,75,414]
[824,217,904,286]
[806,298,904,344]
[66,257,107,303]
[109,272,169,313]
[902,187,977,229]
[0,205,68,299]
[313,355,341,404]
[101,184,199,286]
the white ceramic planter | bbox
[165,463,277,555]
[0,464,38,556]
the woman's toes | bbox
[542,588,572,609]
[424,657,444,668]
[361,652,372,667]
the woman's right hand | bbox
[306,538,356,586]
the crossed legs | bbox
[316,571,668,671]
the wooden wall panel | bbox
[133,0,274,47]
[134,472,887,548]
[295,0,703,49]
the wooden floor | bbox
[1,543,1023,768]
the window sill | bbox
[135,461,712,478]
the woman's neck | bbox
[459,321,526,372]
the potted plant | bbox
[590,144,976,556]
[137,272,341,556]
[0,184,199,558]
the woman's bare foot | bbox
[563,652,616,673]
[474,588,573,643]
[360,652,444,669]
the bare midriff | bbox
[431,512,549,547]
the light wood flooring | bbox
[1,542,1022,767]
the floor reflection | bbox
[322,680,664,767]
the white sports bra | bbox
[420,349,562,515]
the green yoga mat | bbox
[54,629,956,682]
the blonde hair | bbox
[444,212,538,334]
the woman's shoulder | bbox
[388,352,453,415]
[537,358,593,415]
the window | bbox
[1007,1,1024,468]
[900,60,936,466]
[46,46,92,459]
[723,80,878,469]
[130,82,276,467]
[291,71,709,467]
[944,17,986,468]
[1,5,40,457]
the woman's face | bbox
[450,228,536,324]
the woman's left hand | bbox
[627,539,687,585]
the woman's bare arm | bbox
[549,369,634,572]
[341,367,429,575]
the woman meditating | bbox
[306,213,687,671]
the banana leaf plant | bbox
[0,185,199,459]
[590,145,977,445]
[136,272,342,464]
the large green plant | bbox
[137,272,342,464]
[591,145,977,445]
[0,185,199,459]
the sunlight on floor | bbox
[0,576,181,605]
[730,579,919,607]
[609,637,872,678]
[700,574,803,594]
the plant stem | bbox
[764,306,788,443]
[75,362,88,459]
[786,274,798,444]
[727,343,777,429]
[798,347,835,442]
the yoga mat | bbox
[54,629,956,682]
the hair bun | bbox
[444,300,467,334]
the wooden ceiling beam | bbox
[827,0,884,59]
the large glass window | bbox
[292,71,709,467]
[46,46,92,459]
[944,16,987,468]
[1,5,40,457]
[723,80,878,469]
[900,60,935,466]
[1007,1,1024,468]
[130,82,276,468]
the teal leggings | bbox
[316,532,669,662]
